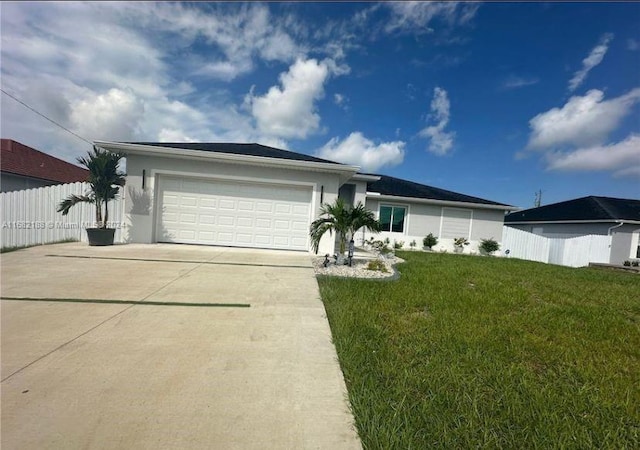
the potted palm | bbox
[310,198,381,264]
[57,146,126,246]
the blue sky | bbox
[1,2,639,208]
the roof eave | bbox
[351,173,381,182]
[366,192,514,211]
[506,219,640,225]
[95,141,360,177]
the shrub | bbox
[366,259,388,272]
[453,237,470,248]
[394,240,404,250]
[479,238,500,254]
[632,261,639,267]
[623,260,631,266]
[409,240,417,250]
[370,239,393,256]
[423,233,438,249]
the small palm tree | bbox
[57,146,125,228]
[310,198,381,255]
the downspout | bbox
[607,221,624,235]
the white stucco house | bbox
[505,196,640,265]
[96,141,513,255]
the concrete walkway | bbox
[1,243,361,449]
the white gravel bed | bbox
[312,255,404,279]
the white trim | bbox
[149,168,317,190]
[351,173,381,182]
[366,192,513,211]
[95,141,359,177]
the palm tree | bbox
[310,198,381,255]
[57,146,126,229]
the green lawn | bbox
[317,251,640,449]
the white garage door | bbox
[157,176,312,251]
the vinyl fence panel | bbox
[1,182,125,248]
[501,226,550,263]
[502,226,612,268]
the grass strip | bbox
[0,297,250,308]
[45,254,310,269]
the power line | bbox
[0,88,93,145]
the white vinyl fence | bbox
[1,182,125,249]
[502,226,611,268]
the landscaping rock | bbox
[312,255,404,279]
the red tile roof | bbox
[1,139,89,184]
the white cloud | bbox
[527,88,640,150]
[568,33,613,92]
[70,88,145,142]
[316,132,405,172]
[120,2,303,82]
[419,87,455,155]
[334,93,345,105]
[0,2,312,162]
[628,38,640,51]
[384,2,478,35]
[248,58,344,139]
[547,134,640,177]
[501,75,539,90]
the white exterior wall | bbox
[364,198,506,253]
[124,154,342,254]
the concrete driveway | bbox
[1,243,361,449]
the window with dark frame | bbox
[379,205,406,233]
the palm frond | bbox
[57,194,94,215]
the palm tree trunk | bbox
[95,199,103,228]
[104,200,109,229]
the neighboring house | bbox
[505,196,640,264]
[0,139,89,192]
[95,141,513,254]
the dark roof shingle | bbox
[366,174,510,206]
[126,142,342,165]
[505,196,640,223]
[1,139,89,183]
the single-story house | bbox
[0,139,89,192]
[505,196,640,264]
[95,141,513,255]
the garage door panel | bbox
[219,199,236,210]
[158,176,311,250]
[275,204,292,214]
[256,218,271,228]
[200,198,217,208]
[238,200,254,211]
[291,220,308,231]
[256,202,273,213]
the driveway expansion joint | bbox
[45,254,311,269]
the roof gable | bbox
[1,139,89,184]
[366,174,510,207]
[126,142,341,165]
[505,196,640,223]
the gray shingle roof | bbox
[126,142,342,165]
[366,174,510,206]
[505,196,640,223]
